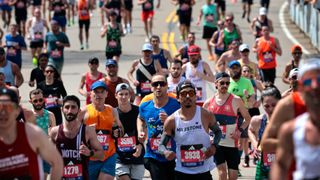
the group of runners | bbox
[0,0,320,180]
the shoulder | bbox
[251,114,263,124]
[50,125,59,138]
[201,107,213,117]
[279,119,296,138]
[25,122,47,141]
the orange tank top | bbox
[85,104,116,161]
[257,36,277,69]
[78,0,90,20]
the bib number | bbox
[206,14,214,22]
[144,2,152,9]
[141,82,152,93]
[80,9,88,16]
[219,125,227,139]
[45,96,57,108]
[34,32,43,40]
[196,87,203,101]
[262,51,273,63]
[51,49,62,58]
[7,47,17,56]
[263,152,275,167]
[180,144,205,167]
[108,40,117,48]
[17,1,25,8]
[117,136,136,152]
[180,3,190,11]
[63,164,83,178]
[96,131,110,151]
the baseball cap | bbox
[215,72,230,81]
[142,43,153,51]
[298,58,320,79]
[91,81,108,91]
[187,45,201,55]
[0,88,19,104]
[289,68,299,79]
[291,45,302,53]
[239,44,250,52]
[259,7,267,15]
[105,59,117,67]
[228,60,241,68]
[115,83,130,93]
[176,80,196,95]
[88,57,99,64]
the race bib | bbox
[141,82,151,93]
[180,144,205,167]
[263,152,275,167]
[206,14,214,22]
[150,137,172,152]
[54,6,61,12]
[219,125,227,139]
[51,49,62,58]
[80,9,88,16]
[17,1,25,8]
[45,96,57,108]
[34,32,43,40]
[196,87,203,101]
[108,40,117,48]
[7,47,17,56]
[63,164,83,178]
[262,51,273,63]
[117,136,136,152]
[144,2,152,9]
[96,130,110,151]
[180,3,190,11]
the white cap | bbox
[142,43,153,51]
[289,68,299,79]
[298,58,320,79]
[239,44,250,52]
[259,7,267,15]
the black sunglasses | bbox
[32,98,44,103]
[219,81,230,86]
[151,81,167,87]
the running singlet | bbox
[142,0,153,12]
[174,106,215,174]
[223,27,239,50]
[257,36,277,69]
[255,17,268,38]
[55,124,89,179]
[136,59,157,97]
[103,77,124,108]
[30,17,45,41]
[85,104,116,161]
[85,72,103,105]
[106,24,122,53]
[207,94,238,147]
[139,97,180,162]
[78,0,90,20]
[0,61,15,86]
[35,109,50,135]
[152,49,168,69]
[0,122,44,179]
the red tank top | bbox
[257,36,277,69]
[104,77,124,108]
[85,72,103,105]
[0,122,43,179]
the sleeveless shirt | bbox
[85,72,103,105]
[152,49,168,69]
[185,61,207,103]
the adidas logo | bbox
[67,161,74,166]
[189,146,195,150]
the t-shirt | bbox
[139,97,180,162]
[116,105,145,164]
[37,80,67,109]
[201,3,217,28]
[45,32,70,62]
[5,34,27,68]
[30,67,45,87]
[228,77,254,108]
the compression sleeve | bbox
[210,123,222,147]
[158,133,172,155]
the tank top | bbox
[291,60,298,69]
[30,17,45,41]
[55,124,89,179]
[35,109,50,135]
[181,44,189,61]
[0,61,15,86]
[104,77,124,107]
[207,94,238,147]
[85,72,103,105]
[52,0,66,17]
[185,61,207,103]
[167,76,185,94]
[136,59,157,96]
[255,17,269,38]
[292,92,306,117]
[223,26,239,50]
[178,0,192,14]
[257,36,277,69]
[293,113,320,180]
[85,104,116,161]
[142,0,153,11]
[78,0,90,20]
[173,106,214,174]
[106,23,122,53]
[152,49,168,69]
[0,122,43,180]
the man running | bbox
[138,0,160,42]
[167,60,185,94]
[150,35,173,72]
[250,7,273,39]
[12,0,28,36]
[160,80,221,179]
[216,39,241,72]
[0,88,63,179]
[176,32,196,64]
[77,0,91,50]
[282,45,302,84]
[49,0,68,32]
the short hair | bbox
[29,89,44,99]
[63,95,80,108]
[150,35,160,42]
[171,59,183,67]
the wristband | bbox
[90,150,94,157]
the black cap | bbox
[176,80,196,95]
[215,72,230,81]
[0,88,19,104]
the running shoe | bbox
[80,44,84,50]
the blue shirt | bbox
[139,97,180,162]
[5,34,26,68]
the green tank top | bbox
[36,109,50,135]
[106,23,122,53]
[223,27,239,50]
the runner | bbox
[0,88,63,179]
[44,20,70,74]
[241,0,252,23]
[26,8,50,66]
[282,45,302,84]
[29,52,49,87]
[123,0,133,33]
[12,0,27,36]
[4,24,27,69]
[196,0,218,61]
[37,65,67,125]
[138,0,160,42]
[282,68,299,97]
[167,59,185,94]
[214,0,225,19]
[101,10,124,62]
[176,32,196,64]
[49,0,68,32]
[209,20,225,61]
[30,0,42,13]
[248,84,281,179]
[250,7,273,39]
[67,0,76,26]
[115,83,146,180]
[270,58,320,180]
[160,80,220,179]
[100,59,133,107]
[150,35,173,71]
[172,0,195,41]
[137,74,180,180]
[127,43,162,104]
[238,43,259,79]
[253,26,282,84]
[0,0,12,29]
[50,95,104,179]
[182,45,215,106]
[216,39,241,72]
[29,89,56,179]
[80,81,124,180]
[260,0,270,12]
[103,0,123,24]
[203,72,251,180]
[79,57,106,105]
[77,0,91,50]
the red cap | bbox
[188,45,201,55]
[291,45,302,53]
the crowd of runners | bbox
[1,0,320,180]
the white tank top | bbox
[30,17,45,40]
[293,113,320,180]
[167,76,185,94]
[185,61,207,103]
[173,106,215,174]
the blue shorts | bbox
[43,160,51,174]
[52,16,67,28]
[0,5,12,11]
[88,153,117,179]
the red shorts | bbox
[141,11,154,21]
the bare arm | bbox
[236,97,251,130]
[12,63,24,87]
[252,38,259,53]
[48,111,56,134]
[127,60,140,86]
[137,0,146,5]
[164,49,173,63]
[273,38,282,56]
[217,30,224,49]
[154,60,165,75]
[100,24,108,37]
[248,115,262,149]
[196,9,203,26]
[86,126,104,160]
[78,74,88,97]
[250,18,257,36]
[137,116,147,143]
[201,62,215,82]
[215,53,226,72]
[209,31,218,47]
[268,19,274,33]
[282,64,291,84]
[112,107,124,136]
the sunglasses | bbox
[219,81,230,86]
[32,98,44,104]
[45,70,54,73]
[179,90,196,98]
[301,75,320,87]
[151,81,167,87]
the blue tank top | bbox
[0,61,15,86]
[258,114,268,141]
[152,49,168,69]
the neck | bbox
[232,77,240,82]
[241,57,249,62]
[63,120,80,132]
[46,78,54,85]
[153,47,160,53]
[216,92,230,99]
[93,102,105,111]
[90,69,99,75]
[171,75,181,83]
[153,96,169,108]
[34,108,44,115]
[181,105,197,120]
[107,75,118,82]
[119,103,131,112]
[0,120,17,144]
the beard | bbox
[190,59,199,65]
[33,103,45,111]
[64,113,78,122]
[171,72,181,78]
[231,71,241,79]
